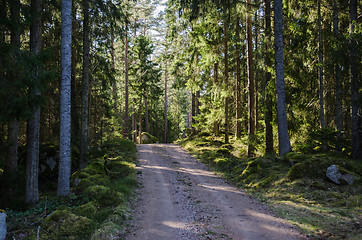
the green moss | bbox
[84,161,106,175]
[91,222,124,240]
[141,132,159,144]
[85,185,123,207]
[106,160,135,179]
[42,210,96,240]
[74,202,98,219]
[216,147,231,156]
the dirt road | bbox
[126,144,306,240]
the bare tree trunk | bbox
[223,15,229,144]
[145,96,149,133]
[80,0,90,169]
[164,61,168,143]
[349,0,361,159]
[333,0,342,152]
[274,0,291,156]
[247,0,255,156]
[132,98,136,143]
[264,0,274,154]
[58,0,72,196]
[26,0,41,205]
[111,31,117,111]
[139,98,142,144]
[318,1,326,131]
[124,23,129,138]
[213,63,219,136]
[191,92,196,133]
[6,0,21,174]
[235,18,242,139]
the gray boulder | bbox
[0,211,6,240]
[326,164,356,185]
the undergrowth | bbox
[178,133,362,240]
[3,138,137,240]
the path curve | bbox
[126,144,306,240]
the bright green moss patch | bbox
[41,210,96,240]
[85,185,123,207]
[179,134,362,240]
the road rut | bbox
[126,144,306,240]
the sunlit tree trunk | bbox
[80,0,90,169]
[235,17,242,139]
[247,0,254,156]
[349,0,361,159]
[213,63,219,136]
[223,15,229,144]
[274,0,291,156]
[58,0,72,196]
[145,96,149,133]
[26,0,42,205]
[164,61,168,143]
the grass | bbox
[178,133,362,240]
[2,138,137,240]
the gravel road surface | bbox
[126,144,306,240]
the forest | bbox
[0,0,361,239]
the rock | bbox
[326,165,356,185]
[0,211,6,240]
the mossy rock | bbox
[140,132,159,144]
[74,202,98,219]
[84,161,106,175]
[213,158,229,169]
[42,210,96,240]
[106,160,135,179]
[284,152,306,164]
[216,148,231,156]
[85,185,123,207]
[241,159,266,177]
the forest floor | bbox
[125,144,307,240]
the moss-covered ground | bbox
[3,138,137,240]
[179,134,362,240]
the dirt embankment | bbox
[126,144,307,240]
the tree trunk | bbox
[247,0,254,156]
[333,0,342,152]
[213,63,219,136]
[124,23,129,138]
[139,99,142,144]
[223,15,229,144]
[80,0,90,169]
[132,98,136,143]
[145,96,149,133]
[26,0,42,205]
[318,1,325,131]
[349,0,361,159]
[264,0,274,154]
[58,0,72,196]
[274,0,291,156]
[235,17,242,139]
[111,31,118,111]
[164,61,168,143]
[191,92,196,132]
[6,0,21,174]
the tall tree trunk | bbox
[111,31,118,111]
[247,0,254,156]
[124,23,129,138]
[264,0,274,154]
[318,1,325,130]
[191,92,196,132]
[223,15,229,144]
[58,0,72,196]
[132,98,136,143]
[80,0,90,169]
[254,9,259,131]
[138,98,142,144]
[145,96,149,133]
[26,0,41,205]
[164,61,168,143]
[349,0,361,159]
[235,17,242,139]
[274,0,291,156]
[333,0,342,152]
[6,0,21,174]
[213,63,219,136]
